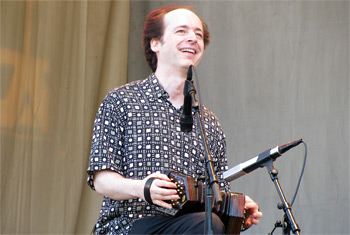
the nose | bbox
[187,30,198,43]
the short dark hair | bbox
[142,5,210,72]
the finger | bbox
[153,199,173,210]
[248,212,263,225]
[245,200,259,209]
[253,211,263,218]
[151,184,179,197]
[249,216,261,225]
[153,178,177,189]
[244,216,258,228]
[243,209,263,229]
[147,172,167,180]
[244,219,252,228]
[150,180,179,202]
[155,172,172,181]
[153,192,180,201]
[245,195,260,208]
[244,195,259,208]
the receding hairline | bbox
[162,8,204,32]
[163,8,202,20]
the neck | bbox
[155,66,189,109]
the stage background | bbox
[1,1,349,234]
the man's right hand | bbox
[142,172,180,209]
[93,170,179,209]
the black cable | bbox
[291,141,308,206]
[192,65,307,208]
[191,67,203,116]
[191,67,207,136]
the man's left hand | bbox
[243,195,263,229]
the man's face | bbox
[151,9,205,71]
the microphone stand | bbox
[264,161,301,235]
[185,75,223,234]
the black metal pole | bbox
[189,81,222,235]
[264,162,301,235]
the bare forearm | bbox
[93,170,180,209]
[93,170,143,201]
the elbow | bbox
[93,171,107,195]
[92,170,123,197]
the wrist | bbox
[129,178,146,199]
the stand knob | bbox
[277,202,284,210]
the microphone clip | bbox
[183,77,196,98]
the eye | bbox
[196,33,203,39]
[176,29,186,34]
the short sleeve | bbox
[87,92,126,190]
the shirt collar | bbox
[142,74,170,102]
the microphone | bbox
[180,65,194,132]
[223,138,303,182]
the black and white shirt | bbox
[87,74,230,234]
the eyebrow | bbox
[175,25,203,32]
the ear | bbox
[150,38,160,53]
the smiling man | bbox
[87,5,262,234]
[147,7,206,110]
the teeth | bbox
[181,49,195,54]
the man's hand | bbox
[142,172,180,209]
[243,195,263,229]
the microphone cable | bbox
[291,141,308,206]
[192,66,307,207]
[191,67,205,125]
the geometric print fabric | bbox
[87,74,230,234]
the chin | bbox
[181,64,194,70]
[184,60,199,68]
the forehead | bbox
[163,9,203,31]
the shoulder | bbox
[201,105,226,138]
[101,77,150,107]
[107,79,144,100]
[202,105,222,126]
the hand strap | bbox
[144,177,156,205]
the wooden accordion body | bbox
[156,171,245,235]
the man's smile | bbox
[179,48,197,54]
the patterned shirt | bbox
[87,74,230,234]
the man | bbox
[87,5,263,234]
